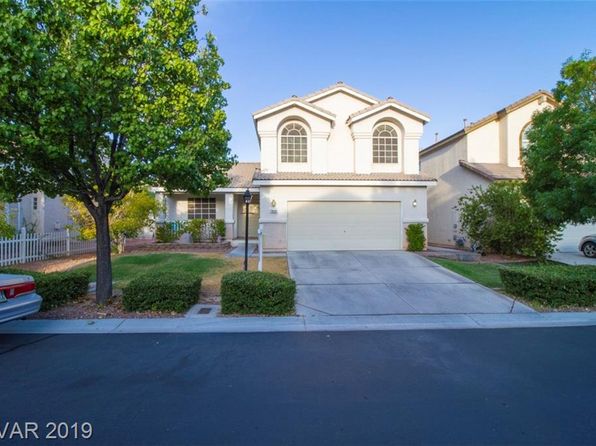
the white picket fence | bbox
[0,228,96,267]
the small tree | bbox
[0,0,234,302]
[522,52,596,226]
[0,203,15,238]
[64,190,162,253]
[457,181,560,259]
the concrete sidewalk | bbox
[1,312,596,334]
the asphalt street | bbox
[1,327,595,445]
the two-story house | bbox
[160,82,436,251]
[420,90,595,252]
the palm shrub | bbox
[406,223,426,251]
[457,181,561,259]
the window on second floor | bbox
[373,123,399,164]
[520,123,532,152]
[280,122,307,163]
[188,198,216,219]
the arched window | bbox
[520,123,532,151]
[280,122,307,163]
[373,123,399,164]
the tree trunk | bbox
[94,205,113,304]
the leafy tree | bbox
[0,203,15,238]
[0,0,234,302]
[522,52,596,226]
[457,181,561,259]
[64,189,162,253]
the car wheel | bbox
[582,241,596,258]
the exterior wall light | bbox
[412,199,418,208]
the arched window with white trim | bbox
[280,122,308,163]
[520,123,532,152]
[373,123,399,164]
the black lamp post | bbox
[243,188,253,271]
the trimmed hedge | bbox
[499,265,596,307]
[406,223,426,252]
[123,271,201,312]
[221,271,296,315]
[0,268,90,310]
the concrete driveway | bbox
[289,251,534,316]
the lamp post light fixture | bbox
[243,188,253,271]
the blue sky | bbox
[201,1,595,161]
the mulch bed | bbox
[125,241,231,253]
[29,292,181,320]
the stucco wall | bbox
[255,90,426,176]
[259,185,429,251]
[309,92,372,172]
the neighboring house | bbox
[420,90,595,253]
[3,193,71,234]
[160,82,436,251]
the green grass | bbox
[430,258,506,289]
[75,253,226,288]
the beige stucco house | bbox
[160,82,437,251]
[3,193,71,234]
[420,90,595,252]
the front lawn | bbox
[431,258,596,312]
[74,252,289,300]
[76,252,226,288]
[430,258,505,289]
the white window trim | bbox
[278,121,311,172]
[371,122,402,173]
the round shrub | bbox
[123,271,201,313]
[0,267,90,310]
[221,271,296,315]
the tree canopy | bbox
[64,189,162,252]
[0,0,234,301]
[522,52,596,226]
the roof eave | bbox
[252,100,336,122]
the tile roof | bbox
[459,160,524,181]
[301,81,380,104]
[226,162,260,188]
[253,171,436,182]
[348,98,431,123]
[252,97,336,119]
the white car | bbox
[0,274,43,323]
[579,235,596,258]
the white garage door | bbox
[287,201,401,251]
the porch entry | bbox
[237,198,260,239]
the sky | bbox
[200,1,596,161]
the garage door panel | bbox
[287,201,401,251]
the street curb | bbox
[1,312,596,334]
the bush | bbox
[155,221,186,243]
[457,181,561,259]
[499,265,596,307]
[187,218,206,243]
[0,268,90,310]
[123,271,201,312]
[221,271,296,315]
[406,223,425,251]
[213,219,226,241]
